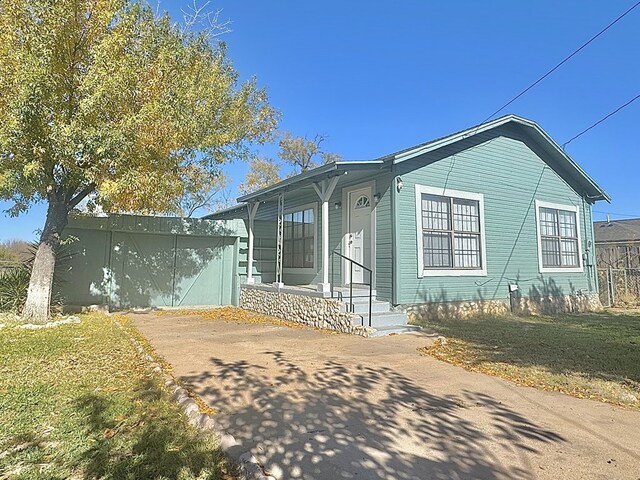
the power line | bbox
[594,210,640,219]
[482,0,640,123]
[562,94,640,148]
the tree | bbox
[239,158,282,195]
[173,166,228,218]
[278,132,342,173]
[0,0,277,321]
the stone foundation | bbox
[240,286,374,336]
[405,293,603,323]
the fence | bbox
[59,214,247,310]
[597,267,640,307]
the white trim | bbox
[245,202,259,284]
[342,181,376,287]
[415,184,487,277]
[282,201,318,275]
[535,199,584,273]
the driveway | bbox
[131,312,640,480]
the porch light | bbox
[396,176,404,193]
[334,201,341,210]
[373,193,380,204]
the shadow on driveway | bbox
[181,351,563,480]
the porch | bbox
[239,162,387,296]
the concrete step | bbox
[331,287,375,299]
[343,300,390,314]
[353,311,409,328]
[369,325,423,337]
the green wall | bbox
[394,126,597,306]
[58,215,244,309]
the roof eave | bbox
[236,161,385,203]
[391,114,610,202]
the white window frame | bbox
[535,200,583,273]
[283,202,318,274]
[415,185,487,277]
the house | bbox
[207,115,609,332]
[594,218,640,269]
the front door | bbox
[346,186,372,284]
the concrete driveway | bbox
[131,312,640,480]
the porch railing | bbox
[331,251,373,328]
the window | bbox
[354,195,370,209]
[535,201,582,272]
[415,185,486,277]
[283,207,315,269]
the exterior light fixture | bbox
[334,202,341,210]
[373,193,381,204]
[396,176,404,193]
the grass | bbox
[416,309,640,409]
[0,313,234,480]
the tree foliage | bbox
[0,0,278,321]
[0,0,277,216]
[239,158,282,195]
[238,132,342,194]
[278,132,342,173]
[174,166,228,217]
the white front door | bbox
[347,186,372,284]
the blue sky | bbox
[1,0,639,241]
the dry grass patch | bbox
[0,313,235,480]
[165,306,340,334]
[417,309,640,409]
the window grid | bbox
[283,208,314,268]
[539,207,579,268]
[422,194,482,270]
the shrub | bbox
[0,241,74,313]
[0,266,31,312]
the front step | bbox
[343,298,390,314]
[332,287,416,335]
[352,311,409,328]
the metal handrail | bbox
[332,251,373,327]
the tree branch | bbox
[68,183,96,210]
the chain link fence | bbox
[598,267,640,307]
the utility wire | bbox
[594,210,640,219]
[562,94,640,148]
[482,0,640,123]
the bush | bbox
[0,266,31,312]
[0,241,74,313]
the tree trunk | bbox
[22,197,69,323]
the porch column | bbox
[313,176,340,293]
[246,202,259,285]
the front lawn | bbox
[0,313,232,480]
[417,309,640,409]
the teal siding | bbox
[394,129,597,306]
[59,215,244,308]
[227,172,393,300]
[374,172,393,302]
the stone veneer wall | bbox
[240,286,374,336]
[405,293,603,323]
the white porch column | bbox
[246,202,259,285]
[313,176,340,293]
[322,199,330,287]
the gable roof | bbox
[594,219,640,244]
[380,114,610,202]
[234,114,609,204]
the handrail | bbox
[331,251,373,328]
[333,251,371,273]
